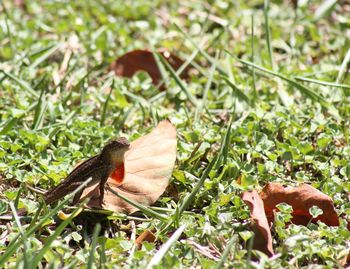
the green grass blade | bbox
[1,2,14,55]
[146,224,186,269]
[179,154,218,214]
[9,203,30,268]
[157,52,198,106]
[87,223,101,269]
[251,13,257,99]
[122,87,149,107]
[14,185,23,209]
[29,43,61,69]
[295,76,350,90]
[221,76,250,103]
[228,54,329,107]
[0,178,92,267]
[0,118,18,136]
[195,51,217,121]
[0,70,39,98]
[214,233,237,269]
[176,49,199,77]
[32,202,88,267]
[174,23,226,76]
[314,0,338,21]
[98,238,107,269]
[217,120,232,168]
[106,186,167,222]
[100,78,114,126]
[264,0,274,70]
[32,87,47,129]
[336,48,350,84]
[151,48,170,89]
[174,24,250,105]
[0,101,37,135]
[27,202,45,231]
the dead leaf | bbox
[110,49,190,90]
[260,183,339,226]
[14,0,26,9]
[242,191,274,257]
[81,120,177,213]
[339,249,350,268]
[135,229,156,249]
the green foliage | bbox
[0,0,349,268]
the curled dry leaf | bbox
[135,229,156,249]
[110,49,190,90]
[242,190,274,257]
[81,120,177,213]
[260,183,339,226]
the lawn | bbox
[0,0,350,268]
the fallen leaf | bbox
[81,120,177,213]
[135,229,156,249]
[242,190,274,257]
[260,183,339,226]
[110,49,190,90]
[187,239,220,261]
[339,249,350,268]
[14,0,26,9]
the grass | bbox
[0,0,350,268]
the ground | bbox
[0,0,350,268]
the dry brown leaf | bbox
[135,229,156,249]
[242,190,274,257]
[14,0,26,9]
[110,49,190,90]
[339,249,350,268]
[260,183,339,227]
[81,120,177,213]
